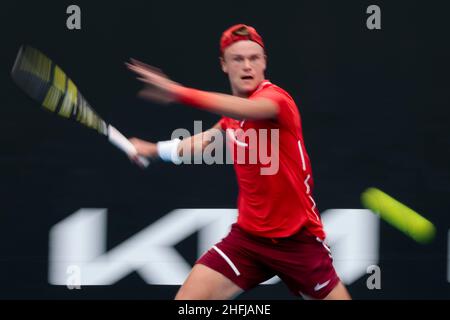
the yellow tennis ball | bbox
[361,187,436,244]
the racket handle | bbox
[107,125,149,167]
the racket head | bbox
[12,45,149,168]
[11,45,108,136]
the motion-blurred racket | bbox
[11,45,149,167]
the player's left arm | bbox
[177,90,278,121]
[126,59,278,121]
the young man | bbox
[126,24,351,300]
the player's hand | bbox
[125,58,181,104]
[129,137,158,164]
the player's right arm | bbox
[178,122,223,160]
[129,122,223,163]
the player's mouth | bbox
[241,75,254,81]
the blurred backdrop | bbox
[0,0,449,299]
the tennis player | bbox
[126,24,351,300]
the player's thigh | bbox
[323,281,351,300]
[175,264,243,300]
[269,232,342,299]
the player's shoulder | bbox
[255,81,296,103]
[257,81,302,127]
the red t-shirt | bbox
[219,80,325,239]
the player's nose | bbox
[243,58,252,70]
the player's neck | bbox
[231,80,266,98]
[232,90,249,98]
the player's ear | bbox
[220,56,228,74]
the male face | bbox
[220,40,267,97]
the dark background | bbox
[0,0,449,299]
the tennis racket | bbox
[11,45,149,167]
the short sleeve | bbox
[250,86,297,127]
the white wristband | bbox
[157,138,182,164]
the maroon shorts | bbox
[196,223,340,299]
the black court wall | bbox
[0,0,449,299]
